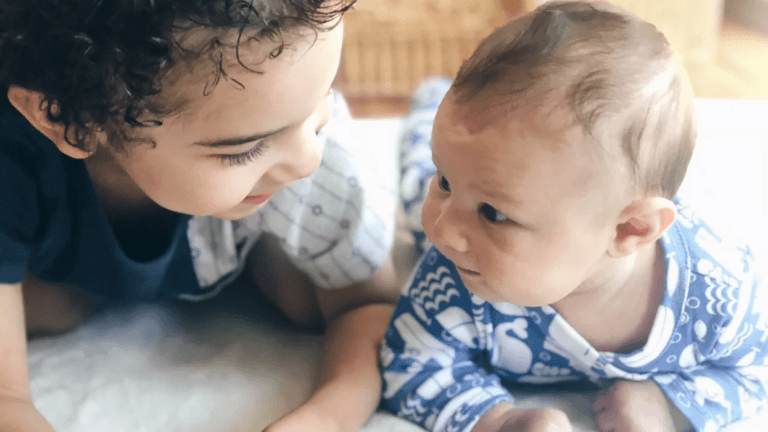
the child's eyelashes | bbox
[218,141,268,166]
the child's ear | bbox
[7,85,92,159]
[607,197,677,258]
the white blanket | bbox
[29,99,767,432]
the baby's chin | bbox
[459,278,507,303]
[463,279,560,307]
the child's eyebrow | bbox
[191,126,289,148]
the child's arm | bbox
[261,254,399,432]
[0,282,56,432]
[291,257,399,432]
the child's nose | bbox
[431,204,470,254]
[273,127,323,183]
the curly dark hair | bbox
[0,0,354,151]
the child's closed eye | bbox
[218,141,269,166]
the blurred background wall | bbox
[336,0,768,117]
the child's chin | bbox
[210,205,262,220]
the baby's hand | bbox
[592,380,690,432]
[472,403,572,432]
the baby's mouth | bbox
[456,266,480,277]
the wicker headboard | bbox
[338,0,724,99]
[338,0,516,97]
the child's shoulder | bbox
[0,97,72,191]
[0,96,54,157]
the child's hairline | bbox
[1,0,356,153]
[81,18,337,152]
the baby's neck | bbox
[552,241,666,353]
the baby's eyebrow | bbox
[191,125,289,148]
[477,180,522,207]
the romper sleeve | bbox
[252,92,398,289]
[380,247,514,432]
[652,246,768,432]
[0,146,40,283]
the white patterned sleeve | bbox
[245,92,398,289]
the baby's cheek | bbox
[420,196,440,239]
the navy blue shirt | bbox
[0,96,199,300]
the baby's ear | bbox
[607,197,677,258]
[7,85,92,159]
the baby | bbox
[381,2,767,432]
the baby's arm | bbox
[0,282,56,432]
[380,250,570,432]
[381,295,511,432]
[381,292,570,432]
[592,380,691,432]
[599,270,768,432]
[654,273,768,431]
[472,403,571,432]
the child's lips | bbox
[242,193,274,205]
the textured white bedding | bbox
[29,99,767,432]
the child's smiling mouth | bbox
[242,193,274,205]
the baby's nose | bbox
[432,209,470,254]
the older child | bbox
[381,2,767,432]
[0,1,398,431]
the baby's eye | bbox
[479,203,509,223]
[437,174,451,192]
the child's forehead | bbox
[154,25,313,115]
[172,24,291,65]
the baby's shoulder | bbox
[668,198,758,290]
[665,200,764,345]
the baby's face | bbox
[106,21,343,219]
[422,93,625,306]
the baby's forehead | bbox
[443,93,582,148]
[440,93,627,181]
